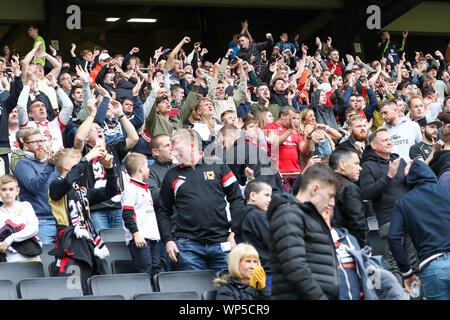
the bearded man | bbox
[409,117,444,164]
[337,114,371,162]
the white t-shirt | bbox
[121,178,160,245]
[381,117,422,162]
[0,201,40,262]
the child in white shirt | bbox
[122,153,161,277]
[0,174,40,262]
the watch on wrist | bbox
[80,156,88,164]
[118,114,125,120]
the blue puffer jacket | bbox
[388,160,450,276]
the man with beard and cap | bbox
[337,114,371,163]
[409,116,444,164]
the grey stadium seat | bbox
[133,291,200,300]
[88,273,153,300]
[99,228,126,243]
[154,270,216,296]
[18,277,83,299]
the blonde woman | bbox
[256,110,274,131]
[214,243,270,300]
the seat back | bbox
[0,261,44,289]
[104,242,132,273]
[0,280,17,300]
[18,277,83,300]
[111,259,136,274]
[133,291,200,300]
[154,270,216,296]
[88,273,153,300]
[61,295,125,300]
[202,289,217,300]
[99,228,126,243]
[40,244,56,277]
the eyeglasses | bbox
[25,139,45,145]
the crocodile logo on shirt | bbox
[391,134,400,140]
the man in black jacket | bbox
[236,32,273,70]
[359,127,418,283]
[267,163,342,300]
[329,148,368,247]
[157,129,245,272]
[217,124,282,192]
[0,55,23,175]
[148,134,176,206]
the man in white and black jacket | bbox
[157,129,245,273]
[0,55,23,174]
[267,163,342,300]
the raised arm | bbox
[110,99,139,151]
[47,74,73,125]
[74,93,97,150]
[164,36,191,71]
[37,51,62,79]
[21,42,42,81]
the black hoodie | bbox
[359,149,408,226]
[428,149,450,179]
[266,192,339,300]
[389,160,450,274]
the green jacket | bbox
[145,85,199,137]
[250,102,281,121]
[10,149,25,173]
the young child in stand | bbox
[237,180,272,278]
[48,146,118,294]
[122,152,161,278]
[0,174,40,262]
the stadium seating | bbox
[367,216,385,256]
[111,259,136,274]
[18,277,83,299]
[0,280,17,300]
[0,261,44,293]
[87,273,153,300]
[202,289,217,300]
[104,241,132,273]
[153,270,216,296]
[40,243,56,277]
[133,291,200,300]
[99,228,126,243]
[61,295,125,300]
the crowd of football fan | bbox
[0,21,449,300]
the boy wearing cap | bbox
[409,117,444,164]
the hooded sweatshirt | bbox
[310,88,347,130]
[388,160,450,276]
[428,149,450,179]
[359,149,408,226]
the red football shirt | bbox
[265,122,302,174]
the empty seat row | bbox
[0,263,217,300]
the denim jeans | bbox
[128,239,160,278]
[380,222,419,284]
[38,217,57,244]
[90,208,123,233]
[175,238,229,273]
[420,252,450,300]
